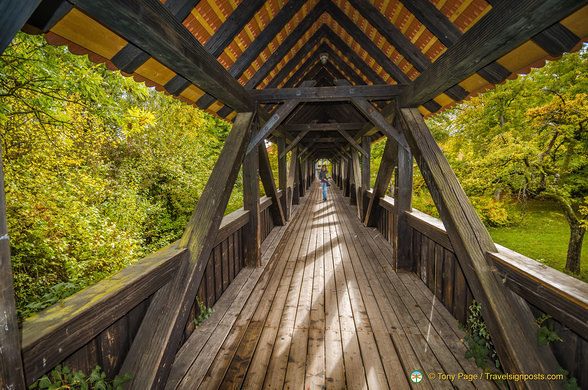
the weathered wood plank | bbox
[398,0,587,107]
[0,144,26,389]
[251,84,404,103]
[243,146,261,267]
[68,0,253,112]
[394,141,413,270]
[399,107,560,388]
[119,112,255,389]
[258,143,285,226]
[364,137,397,227]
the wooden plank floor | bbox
[166,183,499,390]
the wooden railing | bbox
[374,195,588,387]
[20,196,276,385]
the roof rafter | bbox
[67,0,253,112]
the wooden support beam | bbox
[335,81,408,150]
[351,151,361,212]
[279,128,312,158]
[68,0,253,112]
[283,58,319,88]
[298,155,305,198]
[0,0,41,55]
[266,26,327,89]
[251,84,404,103]
[393,139,413,271]
[283,122,366,132]
[334,126,368,157]
[323,29,386,85]
[398,0,588,108]
[258,143,285,226]
[325,2,410,84]
[361,136,371,221]
[243,146,260,267]
[245,1,327,89]
[398,108,559,388]
[0,146,25,390]
[276,136,289,220]
[247,80,315,154]
[287,148,298,210]
[119,112,256,389]
[320,45,367,86]
[346,0,468,101]
[204,0,265,57]
[364,137,397,227]
[398,0,510,84]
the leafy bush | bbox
[469,196,521,227]
[29,365,132,390]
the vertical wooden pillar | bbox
[258,144,285,226]
[277,136,289,220]
[287,148,298,213]
[0,146,26,390]
[292,149,300,205]
[393,142,413,271]
[243,145,261,266]
[361,136,371,221]
[364,138,398,227]
[350,152,361,207]
[298,156,305,198]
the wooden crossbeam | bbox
[335,81,408,150]
[68,0,253,112]
[346,0,468,101]
[325,2,410,84]
[283,122,366,132]
[251,84,404,103]
[398,108,560,388]
[258,143,285,226]
[334,126,369,157]
[248,81,315,154]
[266,26,328,89]
[204,0,265,57]
[323,29,386,85]
[245,1,327,89]
[398,0,588,108]
[119,112,256,388]
[364,137,397,227]
[279,122,315,158]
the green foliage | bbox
[1,33,239,319]
[29,365,132,390]
[535,314,562,346]
[194,297,214,328]
[558,367,581,390]
[463,301,501,370]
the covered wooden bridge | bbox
[1,0,588,389]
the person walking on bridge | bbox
[319,165,329,201]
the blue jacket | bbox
[319,170,329,182]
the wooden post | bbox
[297,155,305,198]
[364,137,398,227]
[277,136,289,220]
[120,112,256,389]
[361,136,371,221]
[398,108,559,389]
[258,143,285,226]
[287,148,298,212]
[0,146,26,389]
[292,149,300,205]
[393,137,413,271]
[350,152,361,210]
[243,145,261,266]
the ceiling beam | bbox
[279,128,313,158]
[68,0,254,112]
[248,80,316,154]
[398,0,588,108]
[266,26,328,89]
[325,2,410,84]
[335,127,368,157]
[204,0,265,58]
[245,1,328,89]
[251,84,405,103]
[284,58,319,88]
[1,0,41,55]
[320,45,366,86]
[283,122,366,132]
[346,0,468,101]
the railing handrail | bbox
[376,193,588,336]
[20,195,275,383]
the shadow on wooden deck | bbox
[166,182,499,390]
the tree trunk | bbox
[565,222,585,274]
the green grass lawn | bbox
[487,200,588,283]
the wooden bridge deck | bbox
[166,183,498,390]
